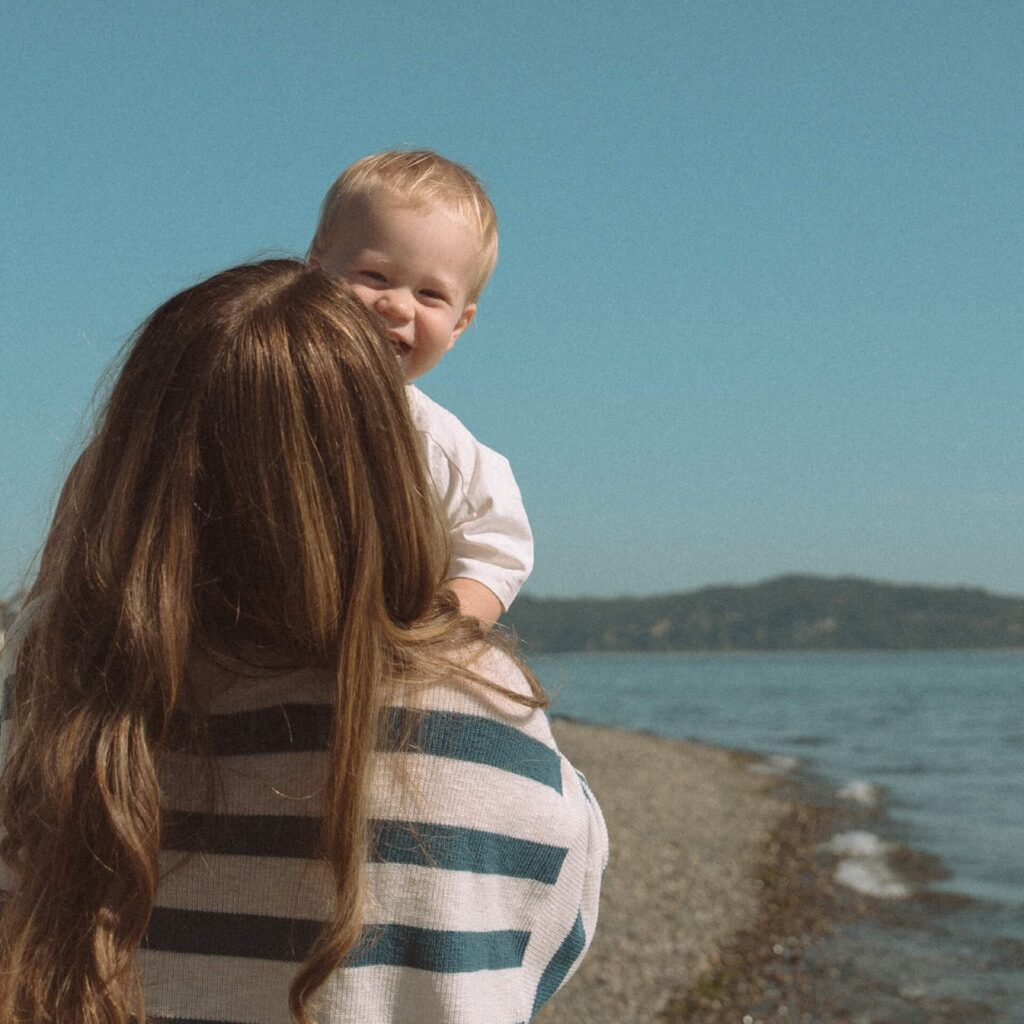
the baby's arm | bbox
[408,387,534,627]
[449,577,503,628]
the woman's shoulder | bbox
[400,642,552,743]
[464,642,536,696]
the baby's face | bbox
[316,200,480,381]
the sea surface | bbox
[529,650,1024,1020]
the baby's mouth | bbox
[387,334,413,357]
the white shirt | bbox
[407,386,533,611]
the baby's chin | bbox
[384,338,415,378]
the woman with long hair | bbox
[0,260,607,1024]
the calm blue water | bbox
[530,650,1024,1015]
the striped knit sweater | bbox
[0,630,608,1024]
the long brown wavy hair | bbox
[0,259,544,1024]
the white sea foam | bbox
[823,829,890,856]
[746,754,801,776]
[838,779,884,808]
[834,858,911,899]
[823,830,911,899]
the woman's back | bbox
[140,647,606,1023]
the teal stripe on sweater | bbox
[159,704,563,795]
[381,708,562,793]
[351,922,530,972]
[531,912,586,1015]
[145,906,530,972]
[575,769,595,805]
[373,820,568,883]
[163,812,568,883]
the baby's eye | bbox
[419,289,448,303]
[357,270,387,284]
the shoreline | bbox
[538,717,800,1022]
[660,796,839,1022]
[541,717,1004,1024]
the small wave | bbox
[823,829,889,857]
[837,779,886,809]
[834,859,911,898]
[822,830,911,899]
[746,754,802,776]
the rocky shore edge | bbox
[538,717,835,1023]
[660,796,839,1023]
[541,717,1002,1024]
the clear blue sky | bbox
[2,1,1022,599]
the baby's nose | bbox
[375,291,413,321]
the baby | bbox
[307,151,532,626]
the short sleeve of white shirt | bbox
[407,385,533,611]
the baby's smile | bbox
[385,331,413,357]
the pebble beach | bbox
[539,718,839,1024]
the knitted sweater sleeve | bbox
[358,648,609,1022]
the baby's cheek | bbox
[346,283,376,310]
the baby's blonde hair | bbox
[308,150,499,303]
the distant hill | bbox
[503,575,1024,653]
[4,576,1023,654]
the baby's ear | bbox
[450,304,477,346]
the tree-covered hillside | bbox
[503,575,1024,653]
[5,576,1023,654]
